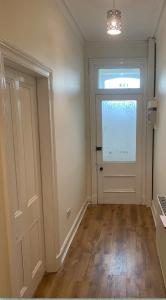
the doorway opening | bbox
[89,59,148,205]
[0,42,59,297]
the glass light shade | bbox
[107,9,122,35]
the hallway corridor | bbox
[35,205,166,298]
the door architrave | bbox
[0,41,60,297]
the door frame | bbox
[88,57,150,205]
[0,41,60,296]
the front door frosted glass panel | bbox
[102,100,137,162]
[98,68,140,89]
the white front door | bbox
[96,94,143,204]
[5,68,45,297]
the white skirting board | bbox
[151,200,157,227]
[56,199,89,264]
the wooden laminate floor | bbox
[36,205,166,298]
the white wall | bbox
[153,3,166,208]
[0,0,86,296]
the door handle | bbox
[100,167,103,172]
[96,146,102,151]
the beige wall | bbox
[0,0,86,295]
[153,3,166,206]
[86,40,148,59]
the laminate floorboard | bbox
[35,205,166,298]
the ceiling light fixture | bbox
[107,0,122,35]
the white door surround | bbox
[0,41,60,297]
[89,55,154,206]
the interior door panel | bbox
[5,68,45,297]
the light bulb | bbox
[111,21,117,26]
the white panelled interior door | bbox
[96,95,143,204]
[5,68,45,297]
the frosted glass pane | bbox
[102,100,137,162]
[98,68,140,89]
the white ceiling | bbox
[64,0,164,41]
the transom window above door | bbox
[98,68,141,89]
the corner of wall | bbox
[55,0,85,46]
